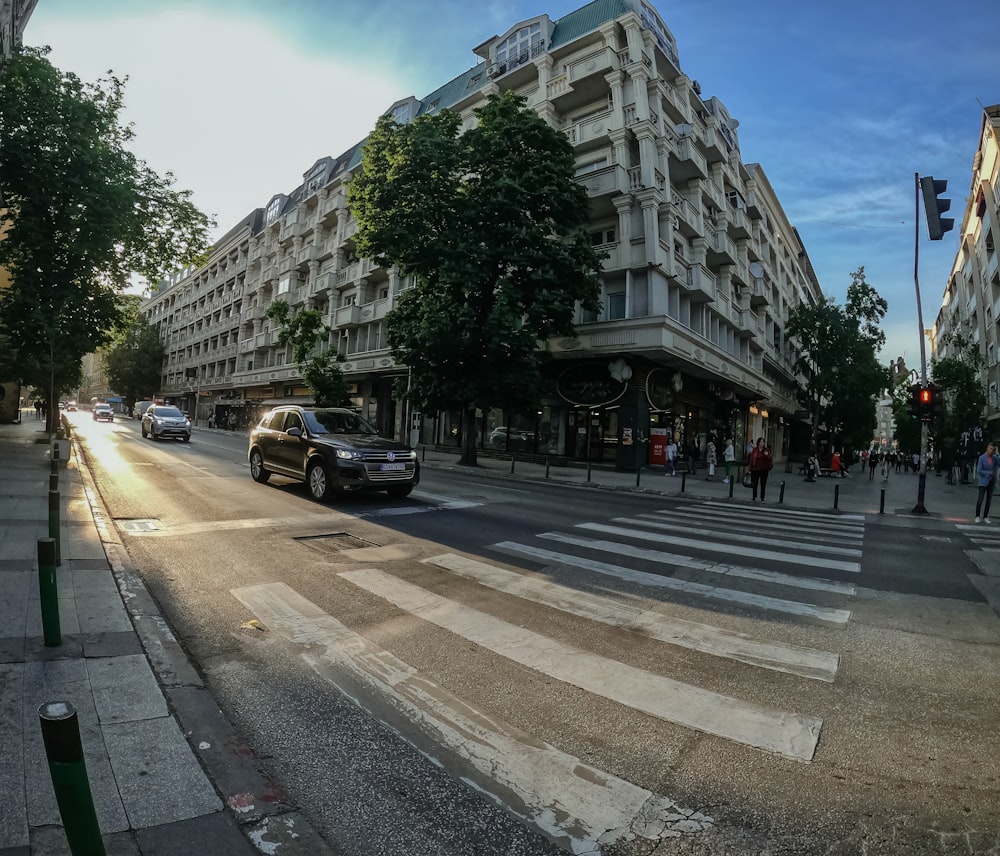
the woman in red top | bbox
[748,437,773,502]
[831,450,842,477]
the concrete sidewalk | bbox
[417,445,980,522]
[0,412,334,856]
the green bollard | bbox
[680,472,686,492]
[834,483,840,509]
[510,455,516,474]
[545,457,550,479]
[38,701,107,856]
[635,466,641,487]
[38,538,61,647]
[728,477,735,499]
[49,487,61,567]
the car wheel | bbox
[152,429,160,441]
[249,449,270,484]
[307,460,333,502]
[141,426,148,438]
[182,434,190,443]
[385,484,414,499]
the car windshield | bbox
[153,406,184,418]
[304,410,378,436]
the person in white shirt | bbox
[665,438,678,476]
[723,438,735,483]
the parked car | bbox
[248,406,419,501]
[132,400,154,420]
[92,403,114,422]
[489,426,530,450]
[141,405,191,442]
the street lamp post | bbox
[912,173,930,514]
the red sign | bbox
[649,427,667,466]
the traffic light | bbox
[918,386,932,420]
[928,382,945,420]
[920,176,955,241]
[908,382,923,420]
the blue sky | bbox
[27,0,1000,365]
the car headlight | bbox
[408,450,417,460]
[336,449,362,460]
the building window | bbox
[575,157,608,177]
[496,23,542,67]
[608,292,626,320]
[591,228,616,246]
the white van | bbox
[132,400,154,420]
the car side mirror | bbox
[286,426,303,438]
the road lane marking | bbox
[337,569,823,761]
[114,512,354,537]
[677,504,866,524]
[579,523,861,573]
[230,582,715,852]
[647,508,864,544]
[423,553,839,682]
[498,539,852,626]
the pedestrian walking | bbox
[748,437,773,502]
[722,438,735,484]
[831,450,843,478]
[868,449,878,480]
[705,438,717,480]
[974,441,998,523]
[665,438,677,476]
[912,451,920,471]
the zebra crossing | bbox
[956,521,1000,548]
[231,501,865,853]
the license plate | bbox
[379,463,406,471]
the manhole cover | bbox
[295,533,379,553]
[117,519,162,533]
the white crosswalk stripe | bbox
[229,501,864,849]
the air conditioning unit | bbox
[486,62,506,78]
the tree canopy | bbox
[787,267,888,454]
[931,332,987,467]
[348,90,603,464]
[0,48,213,429]
[265,300,351,407]
[103,297,165,411]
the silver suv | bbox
[248,406,418,501]
[142,405,192,442]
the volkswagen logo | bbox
[386,451,396,462]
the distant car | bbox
[248,406,419,501]
[66,403,78,412]
[132,400,154,420]
[92,403,114,422]
[141,405,191,442]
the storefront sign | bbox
[557,363,627,407]
[649,427,668,465]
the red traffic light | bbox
[919,388,932,404]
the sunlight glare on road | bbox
[71,413,135,479]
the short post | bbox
[635,466,641,487]
[38,538,61,647]
[880,488,886,515]
[779,480,786,504]
[510,455,516,474]
[38,701,107,856]
[728,477,734,499]
[834,483,840,509]
[51,443,59,476]
[680,472,687,493]
[48,487,61,567]
[586,458,592,482]
[545,457,550,479]
[50,471,59,492]
[421,445,426,463]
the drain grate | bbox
[294,532,380,553]
[117,519,162,533]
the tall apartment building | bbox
[143,0,825,464]
[930,104,1000,430]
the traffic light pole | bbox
[913,172,929,514]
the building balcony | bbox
[706,230,738,268]
[546,72,571,101]
[334,304,361,327]
[668,135,708,182]
[566,46,615,87]
[749,276,770,307]
[679,262,716,302]
[672,194,701,237]
[564,109,613,149]
[699,117,728,163]
[726,206,752,240]
[577,164,628,198]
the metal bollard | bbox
[38,701,107,856]
[510,455,516,474]
[680,472,686,492]
[779,480,786,504]
[50,471,59,492]
[38,539,61,647]
[48,488,61,567]
[586,459,592,482]
[834,483,840,509]
[545,457,550,479]
[728,477,734,499]
[635,466,641,487]
[421,445,426,463]
[880,488,886,514]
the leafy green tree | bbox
[104,298,165,412]
[0,48,213,431]
[348,90,603,465]
[787,268,888,455]
[931,332,987,472]
[889,375,922,459]
[265,301,351,407]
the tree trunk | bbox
[458,406,479,467]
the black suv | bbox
[248,406,419,501]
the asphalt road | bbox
[71,414,1000,855]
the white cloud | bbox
[31,8,411,240]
